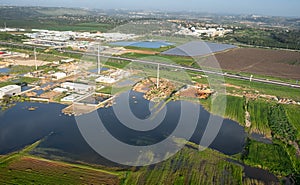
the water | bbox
[0,67,10,73]
[21,86,33,92]
[162,41,236,57]
[250,133,273,144]
[228,159,279,184]
[88,67,109,73]
[0,91,279,182]
[110,41,173,49]
[0,91,245,160]
[32,89,45,96]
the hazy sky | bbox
[0,0,299,17]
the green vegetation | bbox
[123,45,175,52]
[0,141,121,185]
[2,139,272,185]
[247,99,272,136]
[121,53,196,67]
[204,95,245,125]
[123,147,243,185]
[104,59,131,69]
[10,65,35,74]
[243,140,294,176]
[224,96,246,125]
[215,28,300,50]
[284,104,300,140]
[224,77,300,101]
[268,104,297,143]
[0,32,28,43]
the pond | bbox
[0,91,245,162]
[0,67,10,74]
[110,41,173,49]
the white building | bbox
[96,76,117,84]
[53,87,68,93]
[61,59,75,63]
[0,85,21,98]
[61,82,94,94]
[61,94,82,102]
[52,72,67,80]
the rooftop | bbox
[0,85,21,92]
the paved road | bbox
[1,41,300,89]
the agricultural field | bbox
[124,147,244,185]
[0,140,275,185]
[205,95,245,126]
[0,141,122,185]
[268,104,297,143]
[0,157,120,185]
[243,140,294,176]
[199,48,300,80]
[247,99,272,137]
[283,104,300,140]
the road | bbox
[62,49,300,89]
[1,41,300,89]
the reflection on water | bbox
[0,67,10,73]
[0,91,245,160]
[0,91,278,181]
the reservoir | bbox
[0,91,245,165]
[0,67,10,73]
[110,41,173,49]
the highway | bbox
[1,41,300,89]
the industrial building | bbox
[61,94,82,102]
[96,76,117,84]
[52,72,67,80]
[61,82,94,94]
[0,85,21,98]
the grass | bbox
[0,139,254,185]
[204,95,245,125]
[247,99,272,137]
[243,140,294,176]
[283,104,300,140]
[0,140,121,185]
[224,96,246,125]
[123,45,175,52]
[224,77,300,101]
[268,104,297,143]
[120,53,196,67]
[0,19,114,32]
[123,147,243,185]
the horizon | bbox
[0,0,300,17]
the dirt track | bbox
[198,48,300,79]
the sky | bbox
[0,0,299,17]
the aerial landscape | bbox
[0,0,300,185]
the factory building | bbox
[0,85,21,98]
[52,72,67,80]
[61,82,94,94]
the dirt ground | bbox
[4,58,51,66]
[124,49,158,55]
[198,48,300,79]
[6,156,119,185]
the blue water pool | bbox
[110,41,173,49]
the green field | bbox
[243,140,294,176]
[268,104,297,143]
[0,19,114,32]
[247,99,272,137]
[124,147,243,185]
[2,140,271,185]
[283,104,300,140]
[203,95,245,126]
[0,141,122,185]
